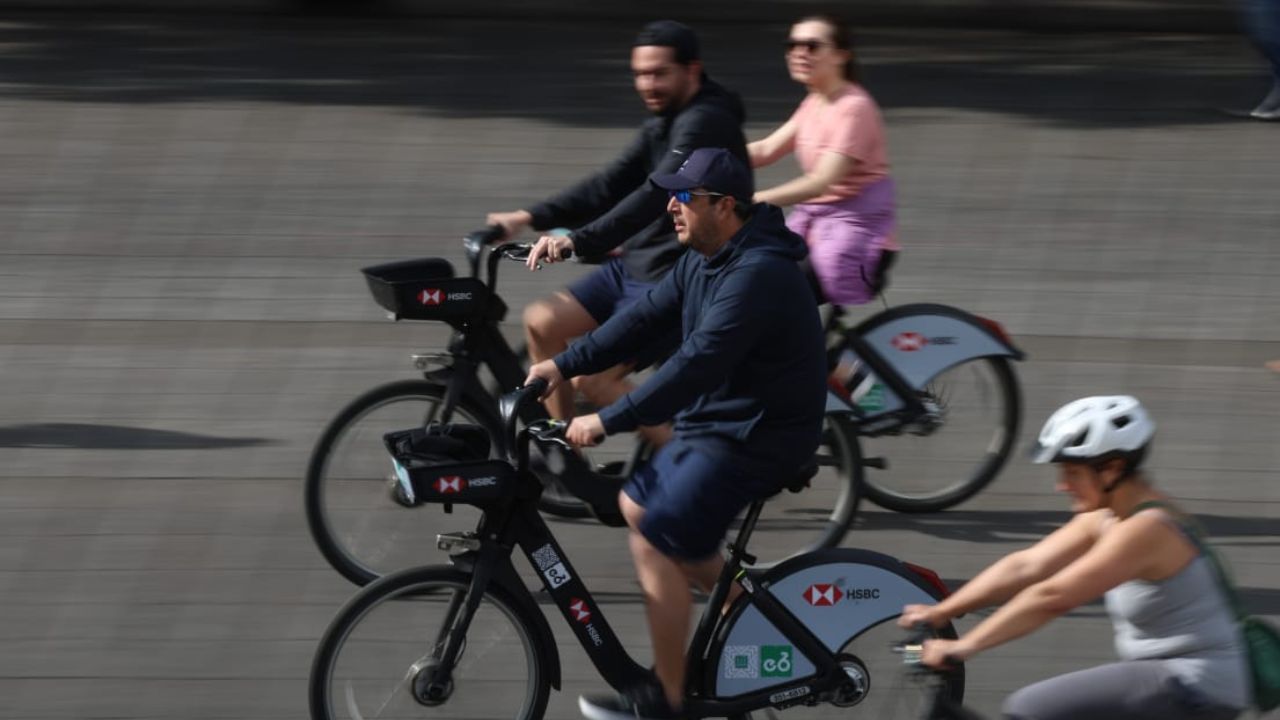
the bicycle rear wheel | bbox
[310,565,550,720]
[305,380,500,586]
[858,357,1020,513]
[736,415,863,568]
[742,620,963,720]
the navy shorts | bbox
[623,441,785,561]
[566,257,679,370]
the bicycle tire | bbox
[309,565,551,720]
[858,357,1021,513]
[304,380,503,587]
[711,548,964,719]
[743,414,864,569]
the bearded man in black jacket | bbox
[486,20,748,448]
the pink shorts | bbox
[786,177,898,306]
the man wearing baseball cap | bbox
[487,21,749,450]
[526,148,827,720]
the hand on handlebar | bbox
[485,210,533,241]
[526,233,576,271]
[897,603,947,630]
[920,637,971,670]
[524,360,565,401]
[565,413,605,448]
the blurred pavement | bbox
[0,12,1277,719]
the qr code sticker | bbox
[542,562,572,588]
[532,543,560,571]
[722,645,759,679]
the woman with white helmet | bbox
[898,395,1249,719]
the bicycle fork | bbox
[408,540,503,706]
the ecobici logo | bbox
[761,645,794,678]
[722,644,795,679]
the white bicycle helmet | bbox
[1031,395,1155,469]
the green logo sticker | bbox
[857,383,886,412]
[761,645,794,677]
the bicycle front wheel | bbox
[859,357,1020,513]
[305,380,502,587]
[310,565,551,720]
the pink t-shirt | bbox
[790,84,890,204]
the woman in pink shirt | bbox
[750,15,897,306]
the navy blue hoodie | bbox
[554,204,826,473]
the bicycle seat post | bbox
[726,500,764,567]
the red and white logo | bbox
[891,332,928,352]
[434,476,465,494]
[803,583,842,606]
[419,288,443,306]
[569,598,592,624]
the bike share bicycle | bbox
[308,380,965,720]
[304,228,864,585]
[305,228,1025,585]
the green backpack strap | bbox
[1126,500,1244,620]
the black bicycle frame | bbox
[432,469,858,719]
[822,311,930,434]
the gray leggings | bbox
[1003,660,1242,720]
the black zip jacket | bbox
[526,77,747,283]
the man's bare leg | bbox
[575,366,674,447]
[522,291,597,419]
[620,492,690,711]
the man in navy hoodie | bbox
[525,148,827,720]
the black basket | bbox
[384,423,516,506]
[361,257,506,324]
[384,423,491,466]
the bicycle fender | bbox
[707,548,947,698]
[449,551,562,690]
[850,303,1024,390]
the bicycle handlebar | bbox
[894,624,963,674]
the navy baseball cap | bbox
[650,148,754,204]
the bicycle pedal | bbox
[436,532,481,554]
[862,456,888,470]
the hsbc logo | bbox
[447,292,473,301]
[892,332,927,352]
[891,332,957,352]
[419,288,442,306]
[569,597,604,647]
[804,583,881,606]
[803,584,841,606]
[434,476,465,494]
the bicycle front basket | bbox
[383,423,514,506]
[361,257,504,323]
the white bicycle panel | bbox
[714,562,937,697]
[862,314,1011,390]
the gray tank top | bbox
[1103,510,1249,709]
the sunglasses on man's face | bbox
[669,189,725,204]
[785,38,832,54]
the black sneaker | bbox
[578,681,682,720]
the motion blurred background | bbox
[1,0,1277,717]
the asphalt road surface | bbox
[1,11,1277,719]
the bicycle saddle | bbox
[782,459,819,494]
